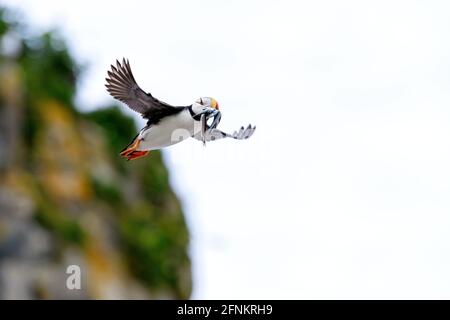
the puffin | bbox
[105,58,255,160]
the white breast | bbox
[137,109,201,151]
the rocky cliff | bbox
[0,8,191,299]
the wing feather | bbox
[195,124,256,142]
[105,58,179,120]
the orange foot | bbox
[125,150,149,161]
[120,138,150,161]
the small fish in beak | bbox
[201,113,207,146]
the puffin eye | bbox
[199,98,203,105]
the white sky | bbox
[4,0,450,299]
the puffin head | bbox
[195,97,220,110]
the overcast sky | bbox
[4,0,450,299]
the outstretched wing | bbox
[195,124,256,142]
[105,58,181,122]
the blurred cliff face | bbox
[0,8,191,299]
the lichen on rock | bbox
[0,7,191,299]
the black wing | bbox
[105,58,183,123]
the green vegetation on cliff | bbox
[0,7,191,299]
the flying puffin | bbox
[105,58,255,160]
